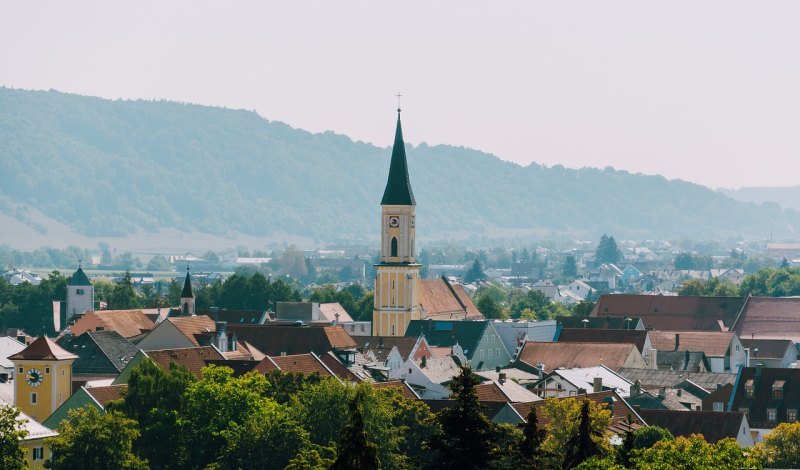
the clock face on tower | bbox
[26,368,43,387]
[388,216,400,228]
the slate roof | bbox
[590,294,746,331]
[381,111,415,206]
[372,380,420,400]
[732,296,800,341]
[84,384,127,407]
[420,278,482,319]
[58,330,138,375]
[404,320,487,357]
[147,346,224,379]
[517,341,638,371]
[352,336,419,362]
[648,331,733,357]
[227,324,356,356]
[616,367,736,391]
[556,315,643,330]
[741,338,796,361]
[69,310,155,339]
[637,409,747,444]
[180,269,194,298]
[68,267,92,286]
[557,328,649,353]
[729,366,800,428]
[8,335,78,361]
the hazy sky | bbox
[2,1,798,189]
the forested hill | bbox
[0,87,797,244]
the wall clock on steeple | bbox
[389,216,400,227]
[26,368,43,387]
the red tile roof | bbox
[557,329,649,353]
[420,278,482,319]
[647,331,733,357]
[147,346,225,379]
[8,336,78,361]
[732,297,800,341]
[268,353,334,378]
[85,384,127,407]
[590,294,745,331]
[517,342,640,371]
[70,310,155,338]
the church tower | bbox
[66,263,93,323]
[180,267,195,316]
[373,109,421,336]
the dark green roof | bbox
[181,270,194,298]
[404,320,488,358]
[68,267,92,286]
[380,112,416,206]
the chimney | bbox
[649,348,658,369]
[593,376,603,393]
[658,386,666,399]
[675,333,680,351]
[631,380,641,398]
[499,372,507,384]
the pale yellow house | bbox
[1,399,58,468]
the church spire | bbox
[380,109,416,206]
[180,266,194,299]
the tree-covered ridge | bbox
[1,86,798,242]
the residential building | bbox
[404,320,512,371]
[741,338,797,369]
[226,323,356,357]
[516,341,648,372]
[67,309,155,340]
[638,409,754,447]
[647,331,746,373]
[0,399,58,468]
[556,328,653,363]
[44,384,126,429]
[727,366,800,440]
[419,276,482,320]
[532,365,634,399]
[493,320,559,361]
[0,336,26,382]
[57,330,138,383]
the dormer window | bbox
[773,380,786,399]
[745,379,754,398]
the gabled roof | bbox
[380,111,415,206]
[616,367,736,391]
[420,278,482,319]
[84,384,127,407]
[169,315,216,347]
[740,338,796,360]
[647,331,734,357]
[67,267,92,286]
[147,346,225,379]
[732,296,800,341]
[198,309,270,325]
[319,303,354,323]
[266,353,335,378]
[548,365,634,398]
[404,320,488,357]
[557,328,649,353]
[69,310,155,339]
[58,330,139,374]
[474,379,540,403]
[590,294,746,331]
[227,324,356,356]
[493,321,559,355]
[8,335,78,361]
[637,409,747,444]
[655,351,711,372]
[517,341,638,371]
[352,336,419,362]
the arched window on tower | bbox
[391,237,398,257]
[183,302,189,315]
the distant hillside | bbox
[719,186,800,212]
[1,87,798,246]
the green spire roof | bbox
[380,110,416,206]
[180,269,194,298]
[68,267,92,286]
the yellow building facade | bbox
[373,110,422,337]
[9,336,77,423]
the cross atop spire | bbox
[380,108,416,206]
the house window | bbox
[735,345,740,352]
[789,410,797,422]
[76,288,84,295]
[768,409,777,421]
[360,324,365,332]
[30,393,37,405]
[18,367,23,374]
[480,350,485,360]
[488,349,493,359]
[745,379,754,398]
[492,335,495,343]
[391,237,398,257]
[713,402,723,412]
[496,349,500,358]
[33,446,44,461]
[45,367,50,374]
[774,388,783,399]
[62,369,65,376]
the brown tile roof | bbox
[268,353,334,377]
[637,409,746,444]
[372,380,420,400]
[557,329,649,353]
[474,380,538,403]
[85,384,127,407]
[169,315,216,346]
[517,342,639,371]
[512,390,645,434]
[319,303,353,323]
[732,297,800,341]
[647,331,733,357]
[70,310,155,339]
[319,353,362,382]
[741,338,796,361]
[590,294,746,331]
[420,278,482,319]
[227,324,356,356]
[147,346,225,379]
[8,336,78,361]
[352,336,419,362]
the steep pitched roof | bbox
[69,310,155,339]
[58,330,139,374]
[655,351,711,372]
[318,303,354,323]
[557,328,649,353]
[404,320,487,356]
[729,366,800,429]
[647,331,733,357]
[352,336,419,362]
[637,409,747,444]
[180,269,194,298]
[68,267,92,286]
[616,367,736,391]
[147,346,225,379]
[740,338,796,360]
[8,335,78,361]
[169,315,216,346]
[732,296,800,341]
[590,294,746,331]
[380,111,415,206]
[517,341,638,371]
[420,278,482,319]
[0,336,26,369]
[227,324,356,356]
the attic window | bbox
[745,379,755,398]
[773,380,786,399]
